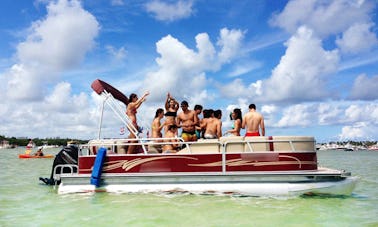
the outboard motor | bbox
[39,145,78,185]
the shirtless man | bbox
[242,104,265,136]
[162,125,179,153]
[200,109,222,139]
[176,101,199,142]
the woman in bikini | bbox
[227,108,242,136]
[164,93,179,133]
[126,91,149,153]
[151,108,165,140]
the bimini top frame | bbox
[91,79,140,141]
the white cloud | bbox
[5,0,99,100]
[143,28,244,102]
[276,104,315,127]
[0,0,100,139]
[218,79,262,99]
[318,103,343,125]
[344,103,378,124]
[228,60,262,78]
[336,23,378,54]
[0,82,96,139]
[260,26,339,102]
[217,28,245,63]
[145,0,194,22]
[339,122,377,140]
[106,45,127,61]
[270,0,375,37]
[349,74,378,100]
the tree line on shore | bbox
[0,135,88,147]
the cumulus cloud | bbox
[145,0,194,22]
[343,103,378,124]
[260,26,339,103]
[0,0,100,139]
[143,28,244,102]
[106,45,127,61]
[270,0,375,37]
[336,23,378,54]
[5,0,99,100]
[217,28,245,63]
[44,82,88,113]
[349,74,378,100]
[0,82,96,139]
[318,102,343,125]
[276,104,316,127]
[339,122,377,140]
[219,79,262,98]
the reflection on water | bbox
[1,148,377,226]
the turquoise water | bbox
[1,148,377,226]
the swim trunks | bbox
[181,131,197,141]
[245,132,260,137]
[204,133,217,139]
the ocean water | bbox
[0,148,377,227]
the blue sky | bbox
[0,0,378,142]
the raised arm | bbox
[134,91,149,109]
[165,93,170,110]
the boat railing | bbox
[81,136,315,156]
[85,137,188,155]
[53,164,78,182]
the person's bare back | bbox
[201,117,221,138]
[242,104,265,136]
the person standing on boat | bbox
[164,93,179,133]
[227,108,242,136]
[200,109,222,139]
[177,101,199,142]
[242,104,265,136]
[126,91,150,153]
[151,108,165,141]
[194,104,203,139]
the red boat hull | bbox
[78,152,317,174]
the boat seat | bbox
[244,136,271,152]
[147,142,162,154]
[219,136,244,153]
[89,139,118,155]
[271,136,315,152]
[177,139,220,154]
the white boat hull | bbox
[57,170,358,196]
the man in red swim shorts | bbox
[242,104,265,137]
[245,132,260,137]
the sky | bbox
[0,0,378,142]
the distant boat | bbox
[0,140,12,149]
[41,141,58,149]
[368,144,378,151]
